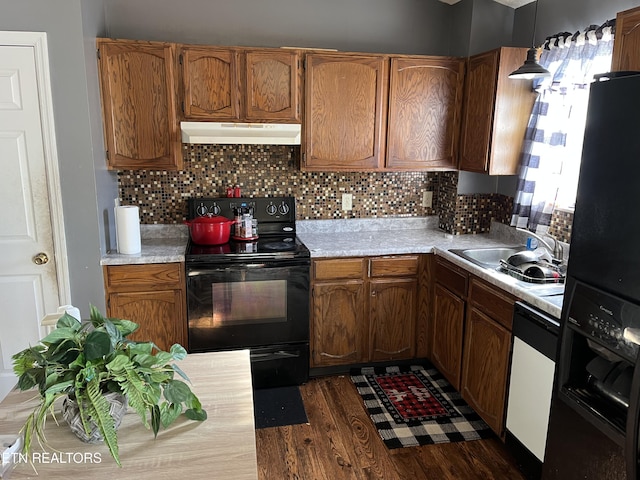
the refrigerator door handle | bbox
[625,354,640,479]
[624,328,640,346]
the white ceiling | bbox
[438,0,535,8]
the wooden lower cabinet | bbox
[461,306,511,435]
[103,263,187,352]
[312,281,366,366]
[431,283,465,390]
[431,258,515,437]
[310,255,420,368]
[461,276,515,437]
[369,277,417,361]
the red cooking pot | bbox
[184,216,234,245]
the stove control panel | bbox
[188,196,297,235]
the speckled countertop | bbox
[297,217,564,319]
[100,225,189,265]
[101,218,564,318]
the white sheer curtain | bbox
[510,22,614,233]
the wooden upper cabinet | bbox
[612,6,640,71]
[245,50,300,122]
[97,39,182,170]
[386,57,464,170]
[180,46,241,121]
[304,54,388,171]
[459,47,536,175]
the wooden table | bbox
[0,350,258,479]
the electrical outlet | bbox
[422,191,433,208]
[342,193,353,211]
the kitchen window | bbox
[511,22,614,232]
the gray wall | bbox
[82,0,118,255]
[104,0,453,56]
[514,0,640,47]
[0,0,110,316]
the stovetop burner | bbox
[262,239,296,251]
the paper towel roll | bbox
[115,205,141,254]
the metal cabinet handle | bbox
[623,327,640,346]
[33,252,49,265]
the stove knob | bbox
[209,204,220,215]
[278,203,290,215]
[266,203,277,215]
[196,204,208,216]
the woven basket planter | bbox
[61,392,128,444]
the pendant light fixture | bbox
[509,0,550,80]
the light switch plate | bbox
[422,191,433,208]
[342,193,353,211]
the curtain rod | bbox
[543,18,616,48]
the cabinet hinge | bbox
[179,54,183,65]
[302,152,306,166]
[181,101,185,114]
[96,48,100,60]
[105,150,109,160]
[303,58,307,70]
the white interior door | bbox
[0,34,66,401]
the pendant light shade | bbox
[509,0,550,80]
[508,47,550,79]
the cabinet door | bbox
[461,307,511,436]
[458,50,497,174]
[369,278,417,362]
[304,54,388,171]
[432,283,465,390]
[97,39,181,170]
[612,6,640,71]
[311,281,366,366]
[107,290,185,352]
[386,57,464,170]
[245,50,300,122]
[181,47,241,120]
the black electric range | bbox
[185,196,310,388]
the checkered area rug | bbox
[351,364,493,448]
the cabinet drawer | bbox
[435,257,468,298]
[104,263,183,290]
[369,255,419,277]
[313,258,365,281]
[468,277,514,330]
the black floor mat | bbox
[253,385,308,429]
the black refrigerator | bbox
[542,72,640,479]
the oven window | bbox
[209,280,287,326]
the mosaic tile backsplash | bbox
[118,144,439,223]
[117,144,518,235]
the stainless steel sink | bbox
[449,245,566,293]
[449,246,526,269]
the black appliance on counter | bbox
[185,196,310,389]
[543,72,640,479]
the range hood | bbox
[181,121,301,145]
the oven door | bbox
[186,259,309,352]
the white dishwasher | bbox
[506,301,560,480]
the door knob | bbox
[33,252,49,265]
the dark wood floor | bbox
[256,375,526,480]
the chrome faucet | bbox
[516,228,564,263]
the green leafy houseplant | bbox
[12,305,207,466]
